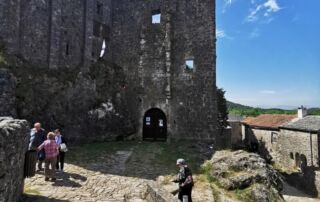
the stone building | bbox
[242,107,320,170]
[0,0,217,142]
[242,114,296,161]
[278,115,320,169]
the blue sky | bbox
[216,0,320,108]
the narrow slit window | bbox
[185,59,194,70]
[100,40,106,58]
[152,10,161,24]
[65,43,69,56]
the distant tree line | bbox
[227,101,320,117]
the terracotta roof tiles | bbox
[242,114,296,129]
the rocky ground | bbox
[22,141,214,202]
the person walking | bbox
[54,129,67,172]
[29,122,46,171]
[38,132,59,181]
[173,158,194,202]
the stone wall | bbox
[0,117,29,202]
[243,126,279,162]
[2,59,134,143]
[0,68,16,117]
[244,124,320,168]
[277,129,319,168]
[229,121,242,148]
[0,0,217,142]
[0,0,20,54]
[0,0,112,69]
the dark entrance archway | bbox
[143,108,167,141]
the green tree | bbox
[217,87,228,127]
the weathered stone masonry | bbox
[0,0,217,141]
[0,117,29,202]
[111,0,217,140]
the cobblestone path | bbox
[22,144,214,202]
[23,150,156,202]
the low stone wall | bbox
[145,182,179,202]
[0,117,29,202]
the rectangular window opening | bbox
[97,2,103,15]
[185,59,194,70]
[152,9,161,24]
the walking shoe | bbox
[45,177,49,181]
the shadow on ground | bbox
[282,167,319,198]
[52,171,87,187]
[66,141,215,180]
[21,194,70,202]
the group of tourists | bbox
[28,122,67,181]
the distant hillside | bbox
[227,101,320,117]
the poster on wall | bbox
[159,119,163,127]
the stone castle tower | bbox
[0,0,217,141]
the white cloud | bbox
[264,0,280,13]
[225,0,233,6]
[216,29,234,40]
[247,5,263,22]
[216,29,226,38]
[246,0,281,23]
[222,0,236,13]
[260,90,276,95]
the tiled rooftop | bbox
[242,114,297,129]
[280,116,320,133]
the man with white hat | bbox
[173,158,194,202]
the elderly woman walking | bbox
[38,132,59,181]
[173,158,194,202]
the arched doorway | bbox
[143,108,167,141]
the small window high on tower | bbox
[152,9,161,24]
[185,59,194,70]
